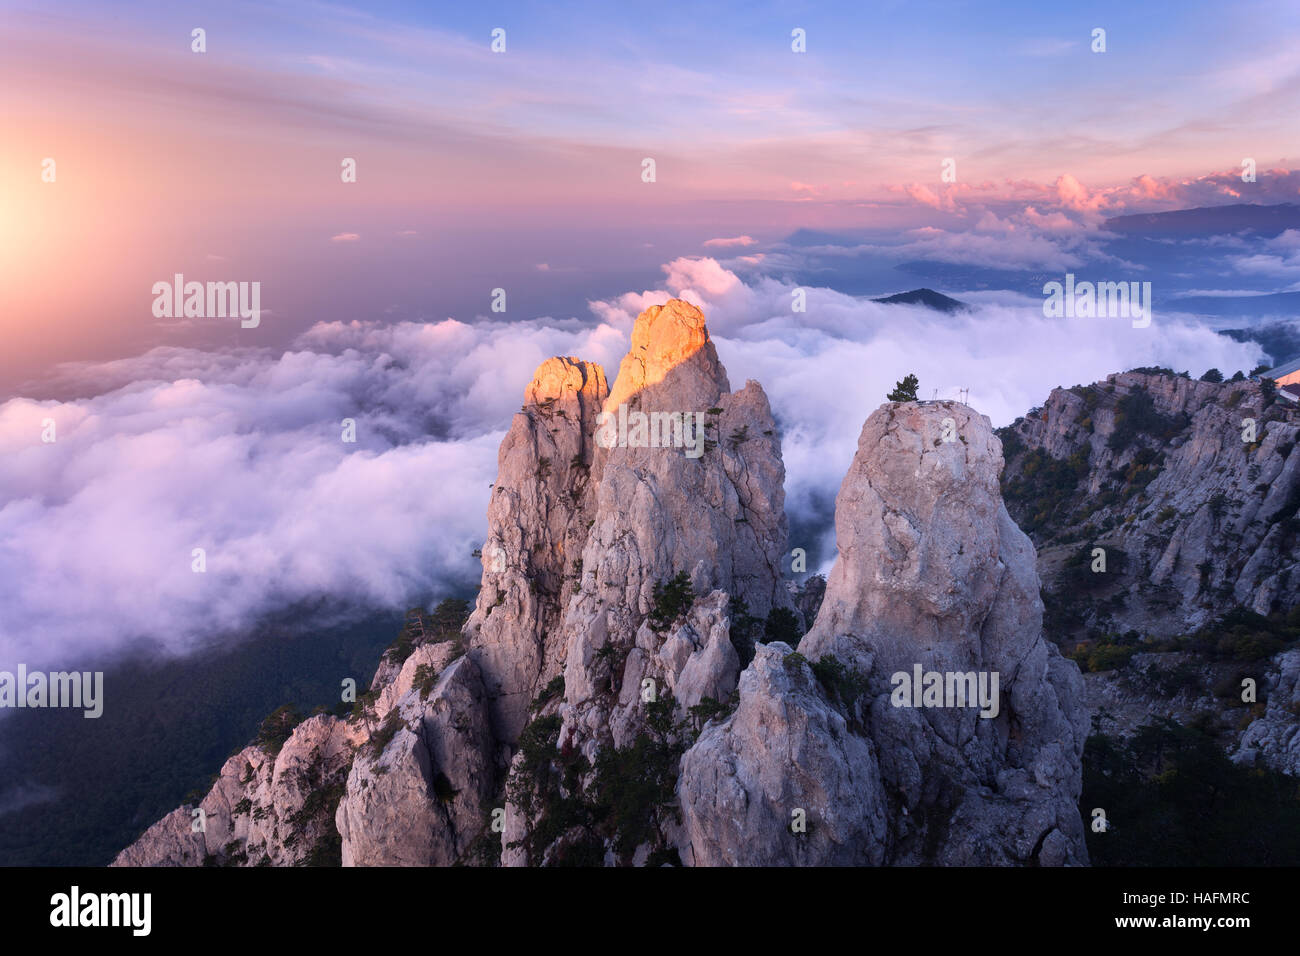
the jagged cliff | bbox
[1000,370,1300,637]
[999,369,1300,782]
[116,299,1090,867]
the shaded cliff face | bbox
[1000,371,1300,640]
[676,401,1089,866]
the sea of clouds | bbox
[0,258,1265,672]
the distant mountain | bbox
[781,228,867,247]
[1175,292,1300,320]
[1220,322,1300,367]
[1104,203,1300,239]
[871,287,968,313]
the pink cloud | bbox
[703,235,758,248]
[331,232,361,242]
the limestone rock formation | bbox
[675,401,1089,865]
[1234,647,1300,775]
[118,301,1101,869]
[676,642,889,865]
[112,713,363,867]
[336,654,496,866]
[1001,371,1300,637]
[464,356,608,745]
[558,300,793,759]
[113,610,491,867]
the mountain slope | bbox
[999,369,1300,641]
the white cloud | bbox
[2,259,1264,669]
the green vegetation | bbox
[1068,608,1300,676]
[1107,387,1189,452]
[887,373,920,402]
[810,655,869,712]
[1000,447,1091,535]
[762,607,803,647]
[532,675,566,712]
[255,705,303,757]
[686,695,732,730]
[383,598,471,669]
[505,693,694,866]
[648,571,694,631]
[367,711,404,758]
[413,662,440,699]
[588,697,685,862]
[1070,640,1137,673]
[1083,717,1300,865]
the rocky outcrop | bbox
[1001,371,1300,638]
[558,300,793,760]
[464,357,608,746]
[676,401,1089,865]
[676,642,889,865]
[336,654,496,866]
[112,713,363,867]
[1234,648,1300,775]
[113,611,493,867]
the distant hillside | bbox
[1220,322,1300,367]
[1104,202,1300,239]
[871,287,968,313]
[0,607,402,865]
[998,369,1300,641]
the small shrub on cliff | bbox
[727,595,760,668]
[367,711,403,759]
[1070,641,1135,673]
[811,655,869,710]
[531,675,565,712]
[649,572,694,631]
[763,607,803,647]
[687,694,734,732]
[413,663,439,700]
[255,705,302,757]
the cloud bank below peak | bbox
[0,258,1264,671]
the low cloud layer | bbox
[0,260,1264,671]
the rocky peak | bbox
[602,299,726,413]
[463,355,608,745]
[557,300,791,754]
[676,399,1088,865]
